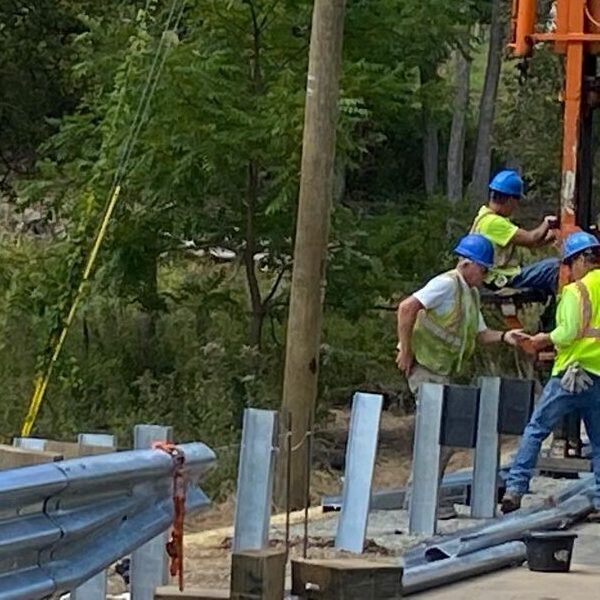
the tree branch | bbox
[263,264,289,308]
[211,0,249,35]
[259,0,282,32]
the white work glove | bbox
[560,363,593,394]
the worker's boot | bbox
[500,491,522,514]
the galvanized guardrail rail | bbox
[0,442,215,599]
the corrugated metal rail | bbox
[0,442,215,599]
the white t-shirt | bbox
[413,272,487,333]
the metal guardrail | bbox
[0,442,215,599]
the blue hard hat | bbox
[453,233,494,269]
[562,231,600,262]
[489,169,524,198]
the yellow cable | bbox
[20,185,122,436]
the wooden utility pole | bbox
[276,0,347,509]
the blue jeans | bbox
[510,257,560,296]
[506,374,600,508]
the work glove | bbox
[560,363,593,394]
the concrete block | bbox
[0,444,62,470]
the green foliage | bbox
[495,49,563,204]
[0,0,547,498]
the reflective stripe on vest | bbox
[575,280,600,339]
[411,269,480,375]
[417,312,463,348]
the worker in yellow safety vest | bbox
[502,232,600,514]
[396,233,523,519]
[470,170,559,296]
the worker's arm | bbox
[396,296,423,376]
[475,310,524,346]
[477,328,525,346]
[511,216,556,248]
[530,288,580,350]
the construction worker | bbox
[502,232,600,514]
[396,233,523,518]
[470,169,559,296]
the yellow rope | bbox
[19,0,186,438]
[20,186,122,436]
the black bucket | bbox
[524,531,578,573]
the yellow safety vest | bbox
[470,207,520,286]
[554,269,600,376]
[412,270,481,376]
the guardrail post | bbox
[130,424,173,600]
[12,437,47,450]
[335,392,383,553]
[77,433,116,448]
[408,384,479,534]
[71,433,116,600]
[471,377,501,518]
[408,383,445,535]
[233,409,278,551]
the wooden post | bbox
[230,549,286,600]
[276,0,347,510]
[291,558,403,600]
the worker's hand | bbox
[543,215,559,230]
[544,228,559,243]
[395,347,414,376]
[530,332,553,350]
[504,329,529,347]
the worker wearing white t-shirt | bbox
[396,234,523,519]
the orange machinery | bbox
[499,0,600,339]
[506,1,600,463]
[510,0,600,256]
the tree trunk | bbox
[420,64,439,196]
[243,4,265,350]
[469,0,505,204]
[447,48,471,203]
[243,161,264,349]
[138,254,159,372]
[276,0,346,510]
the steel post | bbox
[77,433,117,448]
[409,383,444,535]
[12,437,47,451]
[471,377,501,518]
[403,541,526,595]
[425,487,593,561]
[130,425,173,600]
[71,433,116,600]
[232,409,278,551]
[335,392,383,553]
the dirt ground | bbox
[106,408,523,595]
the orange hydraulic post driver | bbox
[497,0,600,341]
[509,0,600,253]
[507,0,600,463]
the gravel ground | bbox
[97,474,577,595]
